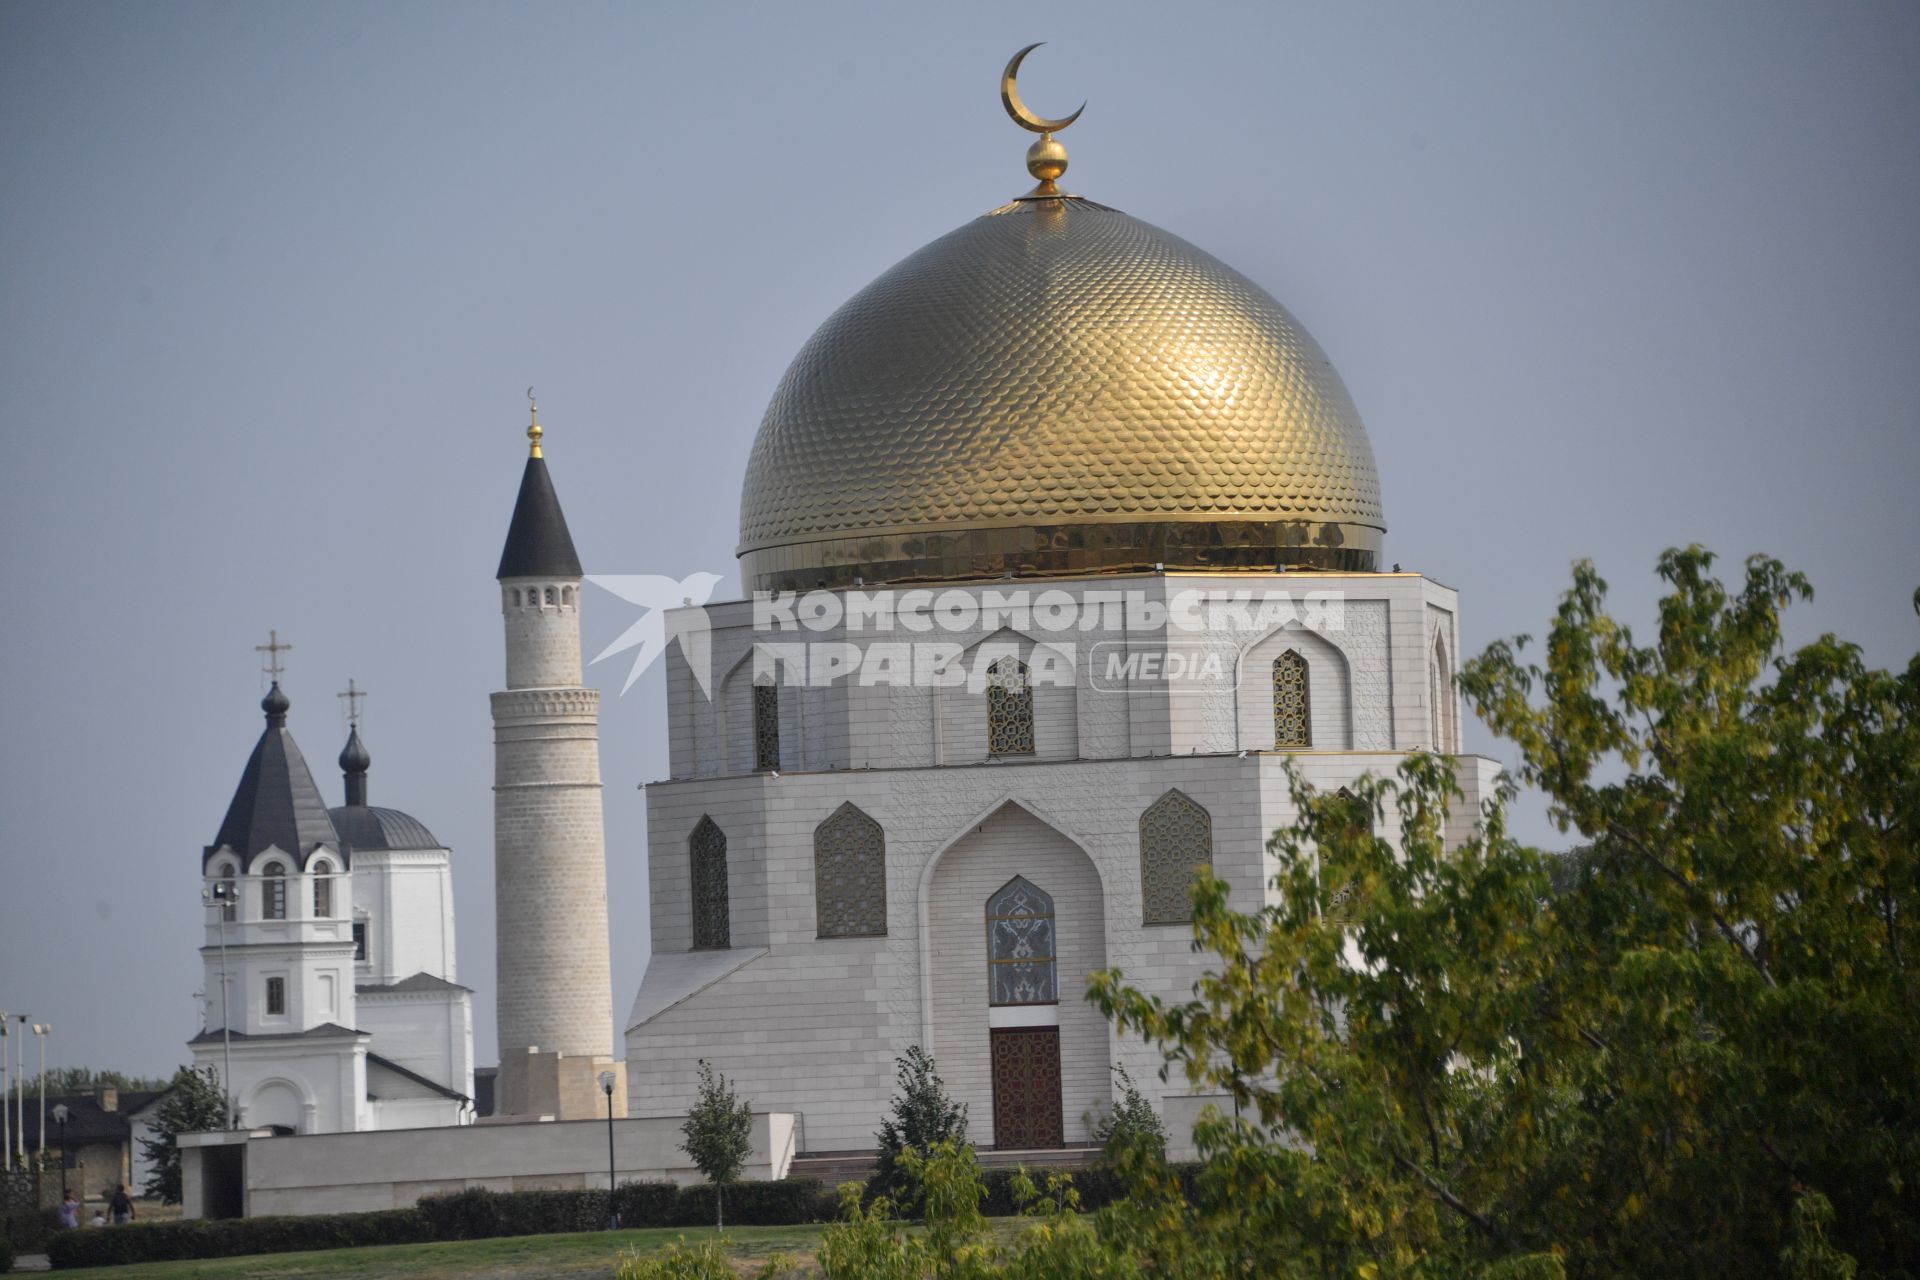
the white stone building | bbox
[193,685,474,1133]
[623,118,1502,1155]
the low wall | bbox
[180,1112,797,1218]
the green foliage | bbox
[616,1234,804,1280]
[871,1045,968,1209]
[0,1232,12,1274]
[29,1067,172,1095]
[1086,1064,1166,1165]
[139,1065,227,1203]
[679,1060,754,1229]
[1081,548,1920,1277]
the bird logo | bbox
[586,572,726,697]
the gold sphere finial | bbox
[1002,44,1084,199]
[527,385,543,458]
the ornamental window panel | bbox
[814,803,887,937]
[689,816,730,950]
[986,658,1035,757]
[1140,789,1213,925]
[752,682,780,772]
[986,876,1057,1005]
[1273,649,1311,748]
[262,862,288,920]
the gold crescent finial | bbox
[1001,44,1083,199]
[526,386,543,458]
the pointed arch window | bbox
[814,803,886,937]
[261,861,288,920]
[752,681,780,772]
[986,658,1035,757]
[1140,790,1214,925]
[1430,634,1455,753]
[1273,649,1311,748]
[689,817,730,950]
[986,877,1056,1005]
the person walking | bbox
[108,1183,135,1224]
[56,1190,79,1229]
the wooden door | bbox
[990,1026,1063,1148]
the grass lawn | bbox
[47,1223,831,1279]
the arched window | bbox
[752,681,780,772]
[689,817,730,950]
[510,588,521,607]
[1272,650,1311,748]
[562,586,574,606]
[1430,634,1455,753]
[544,587,556,606]
[261,861,288,920]
[1140,790,1213,925]
[312,861,334,918]
[986,658,1035,757]
[814,803,886,937]
[986,877,1056,1005]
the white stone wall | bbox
[351,849,458,987]
[628,570,1494,1153]
[356,988,475,1108]
[191,1034,367,1135]
[200,855,357,1039]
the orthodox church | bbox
[194,680,475,1133]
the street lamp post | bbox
[12,1013,25,1168]
[1,1011,10,1173]
[599,1071,618,1232]
[32,1024,49,1156]
[202,882,236,1128]
[51,1104,69,1198]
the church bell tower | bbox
[490,399,624,1118]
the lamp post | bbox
[599,1071,618,1232]
[202,882,236,1128]
[32,1024,49,1156]
[1,1011,10,1173]
[52,1104,69,1198]
[12,1013,25,1167]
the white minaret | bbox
[490,400,624,1118]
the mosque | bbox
[189,47,1496,1166]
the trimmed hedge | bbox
[45,1208,431,1270]
[1,1206,54,1254]
[1,1233,13,1274]
[43,1181,840,1270]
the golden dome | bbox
[738,196,1386,592]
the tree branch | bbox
[1606,821,1776,987]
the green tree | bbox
[138,1066,226,1204]
[872,1046,968,1210]
[1084,550,1919,1278]
[679,1060,752,1229]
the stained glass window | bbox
[814,803,886,937]
[752,682,780,772]
[987,658,1035,756]
[1273,649,1311,748]
[1140,789,1213,924]
[986,876,1057,1005]
[690,816,730,950]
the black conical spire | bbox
[496,400,582,579]
[339,724,370,807]
[207,682,340,869]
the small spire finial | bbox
[1001,44,1084,200]
[527,386,543,458]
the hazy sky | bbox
[2,1,1915,1079]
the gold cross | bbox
[255,629,292,681]
[337,678,367,726]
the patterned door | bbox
[990,1027,1064,1148]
